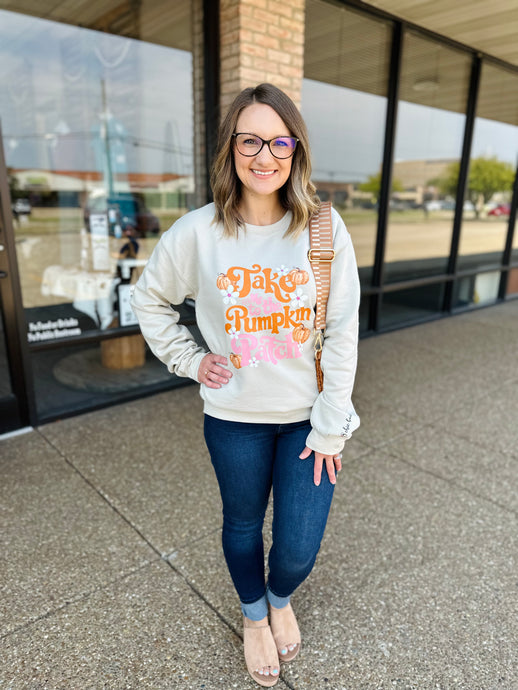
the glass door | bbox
[0,122,31,434]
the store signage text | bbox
[27,318,82,342]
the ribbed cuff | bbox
[305,428,345,456]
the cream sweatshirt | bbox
[131,202,360,454]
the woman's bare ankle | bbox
[244,615,269,627]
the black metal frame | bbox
[369,21,402,331]
[337,0,518,332]
[0,121,35,430]
[499,160,518,299]
[442,55,481,313]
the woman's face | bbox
[233,103,294,203]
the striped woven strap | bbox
[308,201,334,333]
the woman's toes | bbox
[280,646,288,656]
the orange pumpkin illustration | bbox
[292,324,311,344]
[229,353,242,369]
[288,268,309,285]
[216,273,231,290]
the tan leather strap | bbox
[308,201,334,392]
[308,201,334,332]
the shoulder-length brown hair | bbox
[211,83,320,239]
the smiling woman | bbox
[232,103,295,217]
[212,84,318,239]
[130,83,361,687]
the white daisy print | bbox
[291,288,308,309]
[221,288,239,305]
[249,357,259,368]
[228,326,240,338]
[276,265,290,276]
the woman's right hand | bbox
[198,353,233,389]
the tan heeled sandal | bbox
[269,603,301,663]
[243,618,280,687]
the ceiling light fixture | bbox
[413,78,440,92]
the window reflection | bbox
[302,0,391,288]
[384,32,471,284]
[1,9,193,340]
[453,271,500,309]
[458,64,518,270]
[380,283,445,329]
[507,268,518,296]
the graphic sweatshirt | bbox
[131,202,360,455]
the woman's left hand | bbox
[299,446,342,486]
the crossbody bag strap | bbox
[308,201,334,392]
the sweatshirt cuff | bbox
[185,350,207,382]
[306,428,345,456]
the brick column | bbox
[220,0,305,113]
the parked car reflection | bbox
[488,203,511,217]
[13,198,32,215]
[84,191,160,238]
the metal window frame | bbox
[499,160,518,298]
[369,21,402,331]
[330,0,518,333]
[442,55,481,313]
[0,121,36,428]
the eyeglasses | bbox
[232,133,298,159]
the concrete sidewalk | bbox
[1,301,518,689]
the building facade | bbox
[1,0,517,433]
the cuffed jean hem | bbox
[241,594,268,621]
[266,585,291,610]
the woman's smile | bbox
[234,103,293,203]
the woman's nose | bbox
[255,143,275,164]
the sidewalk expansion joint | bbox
[160,526,222,560]
[161,558,298,690]
[0,560,154,642]
[386,446,518,519]
[35,428,165,561]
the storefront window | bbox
[0,6,194,419]
[302,0,391,292]
[384,32,471,284]
[458,63,518,271]
[1,10,193,337]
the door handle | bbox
[0,270,7,278]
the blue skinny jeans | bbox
[204,415,335,621]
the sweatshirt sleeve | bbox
[130,225,207,381]
[306,211,361,455]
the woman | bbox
[131,83,360,687]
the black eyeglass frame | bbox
[232,132,299,159]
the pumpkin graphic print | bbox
[216,263,312,369]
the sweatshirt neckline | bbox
[243,210,292,236]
